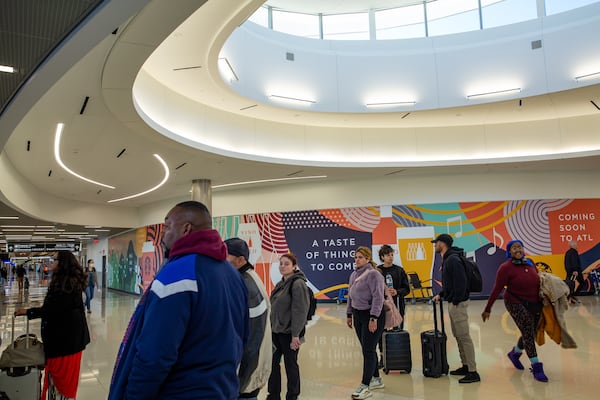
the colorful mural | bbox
[215,199,600,299]
[107,199,600,297]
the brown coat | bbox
[537,272,577,349]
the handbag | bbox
[0,333,46,373]
[383,296,403,330]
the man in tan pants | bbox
[431,234,480,383]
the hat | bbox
[505,239,524,259]
[225,238,249,260]
[431,233,453,247]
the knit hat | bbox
[224,238,249,260]
[431,233,453,247]
[505,239,525,259]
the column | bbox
[191,179,212,214]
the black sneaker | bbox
[459,371,481,383]
[450,365,468,375]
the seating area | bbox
[407,272,433,304]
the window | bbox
[247,6,268,27]
[323,13,370,40]
[546,0,600,15]
[426,0,480,37]
[273,10,320,38]
[482,0,537,29]
[375,4,426,40]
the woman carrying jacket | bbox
[15,250,90,399]
[482,239,548,382]
[346,246,385,400]
[267,253,310,400]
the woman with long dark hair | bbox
[15,250,91,399]
[481,240,548,382]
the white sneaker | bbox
[369,376,385,389]
[352,383,372,399]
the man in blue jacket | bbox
[109,201,249,399]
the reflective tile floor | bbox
[1,274,599,399]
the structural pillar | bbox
[191,179,212,214]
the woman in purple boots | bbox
[481,239,548,382]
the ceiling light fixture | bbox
[218,58,238,81]
[107,154,169,203]
[213,175,327,189]
[467,88,521,99]
[0,65,15,73]
[0,216,19,220]
[95,229,111,232]
[1,225,35,228]
[54,123,116,189]
[365,101,416,108]
[574,71,600,82]
[84,225,102,229]
[269,95,316,106]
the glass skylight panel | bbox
[273,10,320,38]
[482,0,537,29]
[375,4,426,40]
[427,0,480,37]
[546,0,600,15]
[323,13,369,40]
[247,5,268,27]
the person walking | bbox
[431,234,480,383]
[15,250,91,399]
[482,239,548,382]
[84,260,98,313]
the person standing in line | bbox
[431,234,481,383]
[84,260,99,313]
[267,253,310,400]
[15,250,90,399]
[564,240,583,303]
[482,239,548,382]
[347,246,386,400]
[225,238,272,400]
[377,244,410,328]
[109,201,249,400]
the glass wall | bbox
[247,0,600,41]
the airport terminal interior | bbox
[2,0,600,399]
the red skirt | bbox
[43,352,83,400]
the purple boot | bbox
[507,349,524,370]
[530,362,549,382]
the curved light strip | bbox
[107,154,169,203]
[54,123,116,189]
[212,175,327,189]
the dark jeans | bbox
[353,308,385,385]
[85,285,94,311]
[268,333,300,400]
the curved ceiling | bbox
[0,0,599,231]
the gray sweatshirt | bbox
[270,270,310,337]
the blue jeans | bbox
[85,285,94,311]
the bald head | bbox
[568,240,578,250]
[162,201,212,249]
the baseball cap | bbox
[431,233,453,247]
[224,238,250,260]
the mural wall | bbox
[108,199,600,297]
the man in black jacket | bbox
[431,234,480,383]
[564,240,583,303]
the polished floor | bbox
[1,273,599,399]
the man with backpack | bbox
[431,234,481,384]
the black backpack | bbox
[289,277,317,321]
[458,255,483,293]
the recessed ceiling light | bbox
[269,95,316,106]
[0,216,19,220]
[466,88,521,99]
[574,71,600,82]
[0,65,15,73]
[365,101,416,108]
[218,57,238,81]
[213,175,327,189]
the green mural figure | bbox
[127,240,138,293]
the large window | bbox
[375,5,426,40]
[482,0,537,29]
[426,0,480,37]
[247,5,268,27]
[273,10,320,38]
[323,13,369,40]
[546,0,599,15]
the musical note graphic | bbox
[487,227,505,255]
[446,216,463,238]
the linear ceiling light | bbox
[1,225,35,228]
[212,175,327,189]
[218,57,238,81]
[54,123,115,189]
[0,65,15,73]
[269,95,316,106]
[467,88,521,99]
[365,101,416,108]
[108,154,169,203]
[0,216,19,220]
[574,71,600,82]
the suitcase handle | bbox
[11,315,31,349]
[432,300,445,336]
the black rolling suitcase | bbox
[382,297,411,374]
[421,300,449,378]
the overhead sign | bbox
[7,242,81,252]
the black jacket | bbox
[27,287,90,358]
[440,247,469,305]
[377,264,410,309]
[564,248,582,275]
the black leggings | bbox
[353,309,385,385]
[505,301,540,358]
